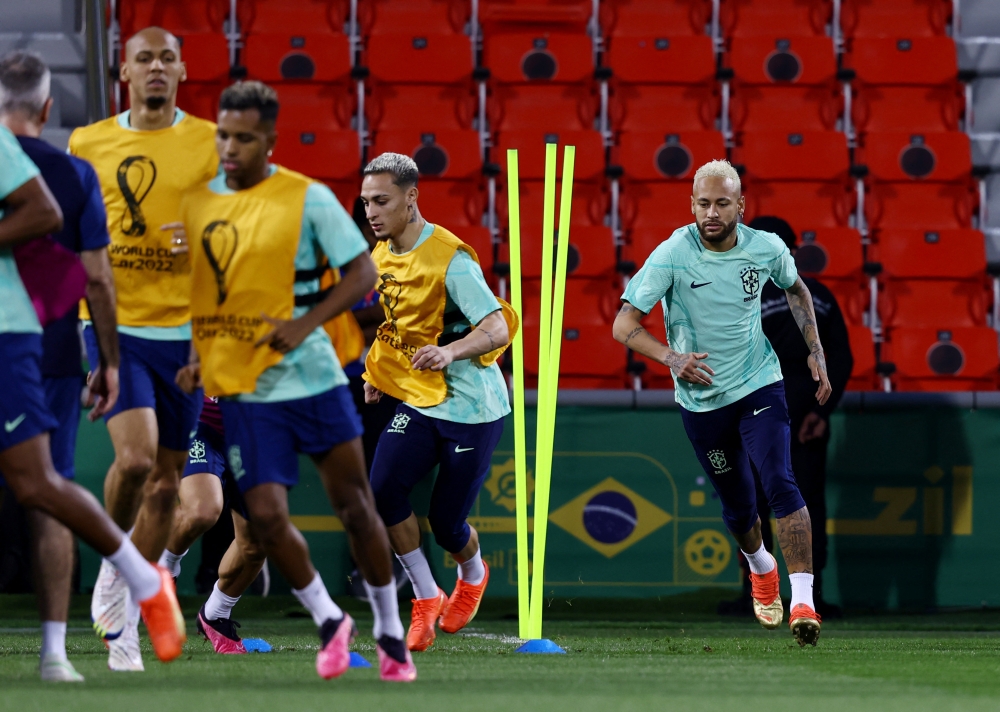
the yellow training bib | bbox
[364,225,518,408]
[69,113,218,327]
[184,166,310,397]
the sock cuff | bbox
[212,581,241,604]
[397,549,428,567]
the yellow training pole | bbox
[506,150,530,640]
[528,143,561,639]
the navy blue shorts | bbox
[219,385,363,494]
[83,327,202,451]
[183,421,249,519]
[0,334,59,454]
[46,375,83,480]
[369,404,504,553]
[679,380,805,535]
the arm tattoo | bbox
[482,329,497,351]
[623,325,644,344]
[785,279,823,356]
[776,507,813,574]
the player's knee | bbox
[189,501,223,532]
[241,540,266,566]
[723,508,757,537]
[336,494,378,536]
[144,475,180,513]
[430,517,469,554]
[12,472,57,511]
[115,449,156,483]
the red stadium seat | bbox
[721,0,832,38]
[727,36,837,86]
[613,131,725,181]
[860,131,971,183]
[731,84,842,132]
[879,281,989,330]
[604,35,715,84]
[120,0,229,35]
[519,226,616,279]
[458,226,496,277]
[372,129,482,179]
[323,180,359,211]
[174,35,229,82]
[274,84,355,131]
[609,84,719,133]
[362,0,469,35]
[737,131,849,181]
[846,325,877,389]
[600,0,712,37]
[271,129,359,181]
[367,33,474,83]
[494,130,605,181]
[852,85,964,133]
[416,180,487,226]
[792,228,864,280]
[176,82,224,122]
[489,82,598,132]
[742,178,855,232]
[841,0,952,38]
[480,1,593,31]
[871,229,987,279]
[621,182,696,260]
[498,178,608,227]
[866,182,977,230]
[484,32,594,84]
[881,327,998,391]
[369,83,477,131]
[846,37,958,85]
[241,0,350,82]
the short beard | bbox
[697,216,739,243]
[144,95,167,110]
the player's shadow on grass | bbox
[828,406,971,613]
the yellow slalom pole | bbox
[528,143,563,639]
[506,150,530,640]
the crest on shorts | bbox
[740,266,760,297]
[707,449,727,470]
[228,445,246,480]
[387,413,410,434]
[189,439,207,463]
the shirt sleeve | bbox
[304,183,368,268]
[621,243,674,313]
[0,128,40,201]
[445,249,501,325]
[769,241,799,290]
[78,160,111,252]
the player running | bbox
[0,50,122,681]
[613,160,831,647]
[158,396,267,654]
[360,153,515,653]
[0,115,185,671]
[177,81,414,681]
[68,26,217,670]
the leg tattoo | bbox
[776,506,813,575]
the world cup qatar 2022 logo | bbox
[201,220,239,305]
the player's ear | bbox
[40,97,53,126]
[738,194,746,218]
[407,184,419,207]
[120,61,130,82]
[690,195,696,215]
[178,60,188,83]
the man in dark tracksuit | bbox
[720,216,853,617]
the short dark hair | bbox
[0,50,50,117]
[363,152,419,188]
[749,215,797,251]
[219,81,279,123]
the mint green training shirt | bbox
[622,223,799,413]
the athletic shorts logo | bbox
[455,445,475,453]
[707,449,731,474]
[228,445,246,480]
[753,406,771,416]
[740,266,760,301]
[189,439,208,464]
[202,220,239,305]
[4,413,26,433]
[387,413,411,434]
[116,156,157,237]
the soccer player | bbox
[0,104,185,673]
[0,50,122,680]
[158,395,267,654]
[177,81,414,681]
[613,160,832,647]
[360,153,513,652]
[68,26,217,669]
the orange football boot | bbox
[789,604,822,646]
[139,565,187,662]
[439,562,489,634]
[750,555,783,630]
[406,589,447,652]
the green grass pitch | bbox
[2,592,999,712]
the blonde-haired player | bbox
[68,26,218,670]
[613,159,831,646]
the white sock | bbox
[741,542,776,575]
[789,573,815,610]
[363,580,406,641]
[396,548,439,600]
[204,581,240,620]
[292,572,344,627]
[157,549,187,579]
[107,536,161,603]
[457,547,486,585]
[40,621,67,660]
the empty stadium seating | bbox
[721,0,833,38]
[841,0,953,38]
[881,327,998,391]
[240,0,351,82]
[613,131,725,181]
[600,0,712,37]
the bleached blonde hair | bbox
[693,159,741,191]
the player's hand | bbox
[255,314,312,354]
[667,351,715,386]
[163,222,187,255]
[175,363,203,394]
[808,351,832,406]
[412,344,454,372]
[363,381,383,404]
[798,411,828,444]
[85,366,120,421]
